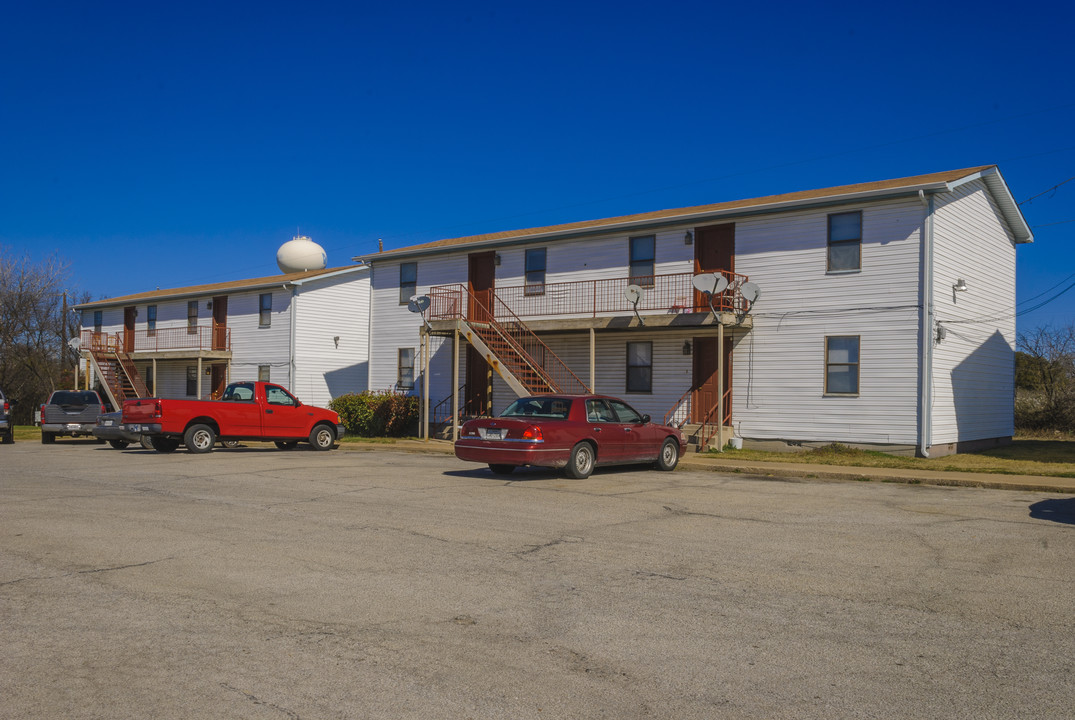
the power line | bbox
[1019,176,1075,206]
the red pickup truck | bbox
[123,381,345,453]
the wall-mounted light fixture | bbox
[494,254,501,266]
[682,340,692,355]
[333,336,340,348]
[684,230,694,245]
[206,300,213,309]
[952,278,968,303]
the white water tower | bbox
[277,235,327,273]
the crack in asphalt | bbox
[219,683,301,719]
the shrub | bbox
[330,390,419,437]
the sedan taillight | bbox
[520,426,543,441]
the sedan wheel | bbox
[565,442,595,479]
[183,424,216,454]
[656,437,680,471]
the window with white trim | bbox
[827,211,862,271]
[825,336,860,395]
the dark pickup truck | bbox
[39,390,108,443]
[0,387,14,444]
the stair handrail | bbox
[663,386,695,428]
[697,387,733,450]
[114,351,149,398]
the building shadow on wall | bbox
[323,362,369,397]
[1029,498,1075,525]
[948,330,1013,442]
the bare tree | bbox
[0,246,88,423]
[1016,323,1075,431]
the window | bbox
[259,293,272,327]
[629,235,655,287]
[265,385,298,406]
[143,364,154,394]
[398,348,415,391]
[586,398,616,423]
[608,399,644,424]
[93,310,102,334]
[525,248,546,295]
[400,262,417,304]
[825,336,860,395]
[146,305,157,336]
[626,341,652,393]
[186,366,197,396]
[258,365,270,382]
[828,211,862,271]
[187,301,198,334]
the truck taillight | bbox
[154,400,163,419]
[521,425,543,441]
[100,405,107,414]
[2,401,8,412]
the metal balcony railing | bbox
[81,326,231,353]
[429,270,749,321]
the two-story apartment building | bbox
[75,265,370,409]
[356,166,1031,456]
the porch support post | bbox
[717,323,724,452]
[152,358,158,395]
[197,357,203,399]
[452,328,460,442]
[422,328,430,441]
[589,327,596,393]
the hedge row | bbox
[329,391,419,437]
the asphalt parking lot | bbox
[1,441,1072,719]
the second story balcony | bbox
[81,326,232,356]
[428,270,751,330]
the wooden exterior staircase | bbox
[88,350,150,410]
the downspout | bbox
[287,283,297,391]
[918,190,934,457]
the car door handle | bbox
[592,427,602,432]
[265,410,274,414]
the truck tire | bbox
[41,432,55,444]
[150,436,180,453]
[308,424,336,451]
[2,430,13,444]
[274,441,298,450]
[108,439,130,450]
[140,435,154,450]
[184,424,216,454]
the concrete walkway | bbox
[348,438,1075,494]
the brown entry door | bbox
[465,345,490,417]
[691,336,733,424]
[694,224,735,312]
[468,251,496,322]
[212,296,228,350]
[210,364,228,399]
[123,306,136,352]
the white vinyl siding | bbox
[930,179,1017,444]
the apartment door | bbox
[123,306,136,352]
[691,335,733,424]
[465,345,491,417]
[693,224,735,312]
[212,296,228,350]
[468,251,496,323]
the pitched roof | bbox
[357,165,1031,261]
[76,265,367,309]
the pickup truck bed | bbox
[123,381,344,453]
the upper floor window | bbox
[93,310,102,334]
[828,211,862,272]
[400,262,417,304]
[146,305,157,336]
[626,341,653,393]
[630,235,655,287]
[259,293,272,327]
[187,301,198,334]
[825,336,860,395]
[525,248,546,295]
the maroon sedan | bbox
[454,395,686,479]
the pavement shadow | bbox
[442,467,564,481]
[1028,497,1075,525]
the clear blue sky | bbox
[2,1,1073,330]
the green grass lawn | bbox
[708,436,1075,478]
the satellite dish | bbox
[623,284,643,304]
[691,273,728,295]
[741,282,761,304]
[407,295,431,314]
[67,337,81,351]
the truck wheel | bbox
[308,424,336,451]
[41,432,55,444]
[140,435,154,450]
[2,430,12,444]
[564,441,595,479]
[108,440,130,450]
[150,436,180,453]
[220,440,241,449]
[184,424,216,454]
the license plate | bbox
[66,423,81,430]
[129,425,141,432]
[102,420,114,426]
[481,428,503,440]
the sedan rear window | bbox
[501,397,571,420]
